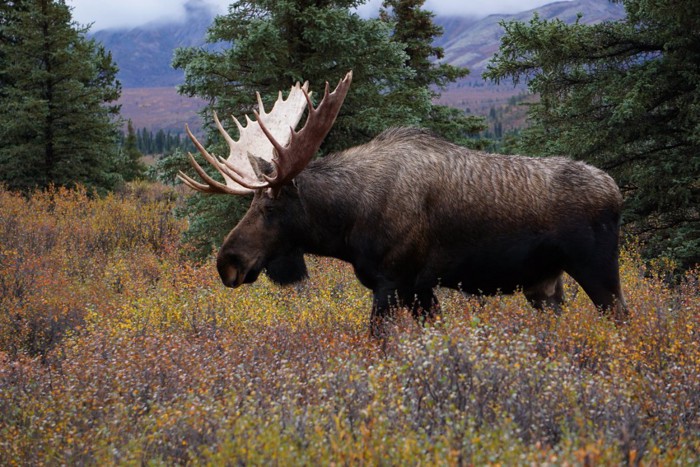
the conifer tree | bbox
[118,119,146,182]
[0,0,123,192]
[380,0,486,146]
[173,0,417,155]
[485,0,700,268]
[172,0,423,257]
[155,129,166,154]
[380,0,464,91]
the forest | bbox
[1,0,698,464]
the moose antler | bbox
[178,80,311,195]
[178,71,353,196]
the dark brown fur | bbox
[217,128,627,336]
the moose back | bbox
[179,72,627,335]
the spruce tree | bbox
[155,129,166,154]
[485,0,700,268]
[379,0,464,91]
[172,0,423,257]
[0,0,122,192]
[173,0,417,155]
[379,0,486,146]
[118,119,146,182]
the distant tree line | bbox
[480,94,531,152]
[116,119,147,181]
[127,128,196,155]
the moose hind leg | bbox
[564,214,628,324]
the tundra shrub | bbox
[0,184,698,464]
[0,184,185,358]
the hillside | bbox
[434,0,624,115]
[92,2,215,88]
[435,0,625,79]
[101,0,626,131]
[119,88,205,132]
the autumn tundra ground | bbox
[0,184,698,465]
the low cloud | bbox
[356,0,568,18]
[68,0,230,31]
[69,0,569,31]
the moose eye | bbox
[263,204,276,215]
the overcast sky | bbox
[67,0,566,31]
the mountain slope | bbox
[92,3,215,88]
[98,0,626,131]
[94,0,625,89]
[436,0,626,79]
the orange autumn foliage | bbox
[0,184,698,465]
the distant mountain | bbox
[96,0,626,132]
[435,0,626,79]
[93,0,626,89]
[91,3,216,88]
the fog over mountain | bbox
[90,3,215,88]
[73,0,566,31]
[91,0,625,89]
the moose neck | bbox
[291,170,359,263]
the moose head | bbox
[178,71,353,289]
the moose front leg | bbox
[401,288,440,325]
[369,286,441,337]
[369,287,399,338]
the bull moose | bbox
[179,71,627,335]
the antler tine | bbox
[218,155,270,190]
[176,153,242,194]
[179,124,254,195]
[177,169,218,193]
[213,112,237,150]
[301,84,315,112]
[256,92,266,115]
[231,114,244,132]
[257,71,353,188]
[178,74,350,197]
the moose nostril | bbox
[217,262,239,288]
[222,274,239,288]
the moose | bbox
[179,71,627,336]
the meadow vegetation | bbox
[1,184,698,464]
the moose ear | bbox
[247,152,275,178]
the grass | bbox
[1,183,698,465]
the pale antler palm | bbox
[179,71,353,196]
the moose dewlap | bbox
[179,71,627,336]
